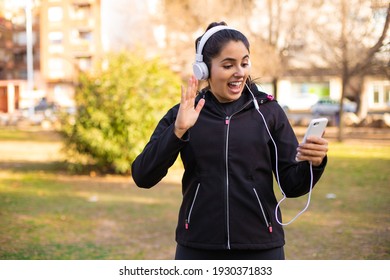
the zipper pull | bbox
[268,223,273,233]
[225,116,229,125]
[185,219,189,230]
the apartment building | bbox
[0,2,40,113]
[40,0,102,107]
[0,0,102,114]
[0,17,13,80]
[0,16,15,113]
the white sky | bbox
[101,0,159,51]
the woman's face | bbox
[208,40,251,103]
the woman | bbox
[131,22,328,260]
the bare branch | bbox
[350,3,390,76]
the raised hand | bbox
[174,76,206,139]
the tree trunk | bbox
[337,0,348,142]
[272,77,278,99]
[338,73,348,142]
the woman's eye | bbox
[223,65,233,69]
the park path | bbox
[0,127,389,164]
[0,140,64,162]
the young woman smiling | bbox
[132,21,329,260]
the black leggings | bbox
[175,244,285,260]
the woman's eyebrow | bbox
[220,55,250,63]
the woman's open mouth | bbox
[228,81,243,93]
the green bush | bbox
[61,51,181,174]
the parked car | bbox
[278,94,319,112]
[18,98,63,125]
[311,98,357,115]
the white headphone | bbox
[193,25,236,80]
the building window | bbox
[14,51,26,64]
[385,85,390,105]
[372,82,390,108]
[48,58,64,78]
[373,87,380,104]
[292,82,330,97]
[71,3,92,20]
[16,70,27,79]
[79,30,92,42]
[48,6,63,22]
[48,31,63,44]
[70,29,93,44]
[48,31,64,53]
[76,56,92,71]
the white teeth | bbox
[229,82,242,86]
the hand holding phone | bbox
[296,118,328,161]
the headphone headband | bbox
[195,26,236,62]
[193,25,236,80]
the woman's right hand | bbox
[174,76,205,138]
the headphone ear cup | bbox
[193,61,209,80]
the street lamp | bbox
[25,0,34,116]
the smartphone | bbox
[296,118,328,161]
[302,118,328,143]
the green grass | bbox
[0,172,181,259]
[0,129,389,259]
[282,142,390,259]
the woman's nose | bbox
[234,66,245,77]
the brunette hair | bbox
[195,21,250,76]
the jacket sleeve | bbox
[131,105,188,188]
[269,102,327,197]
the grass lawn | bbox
[0,128,389,259]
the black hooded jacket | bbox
[131,84,327,250]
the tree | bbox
[158,0,311,99]
[158,0,256,78]
[306,0,389,141]
[235,0,322,98]
[61,51,182,174]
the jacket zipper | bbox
[224,99,253,249]
[253,188,273,233]
[185,183,200,230]
[225,116,231,249]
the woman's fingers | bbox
[174,76,204,139]
[297,136,329,166]
[195,98,205,113]
[187,76,197,100]
[180,85,185,103]
[181,76,198,105]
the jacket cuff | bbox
[313,155,327,170]
[172,126,190,142]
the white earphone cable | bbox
[247,84,314,226]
